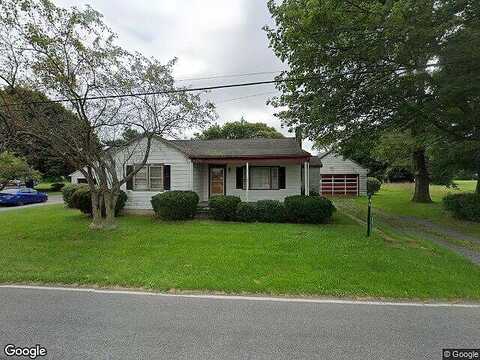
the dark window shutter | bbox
[236,167,244,189]
[279,167,286,189]
[126,165,134,190]
[163,165,171,190]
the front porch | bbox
[192,157,311,203]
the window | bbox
[149,165,163,190]
[236,166,286,190]
[128,164,168,191]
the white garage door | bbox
[320,174,359,196]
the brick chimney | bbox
[295,127,303,149]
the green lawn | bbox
[1,205,479,300]
[345,181,480,237]
[34,181,68,195]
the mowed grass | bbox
[345,181,480,237]
[1,205,479,300]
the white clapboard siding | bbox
[69,170,85,184]
[118,138,193,210]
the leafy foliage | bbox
[443,193,480,222]
[0,151,40,190]
[367,178,382,196]
[265,0,480,203]
[195,118,283,140]
[71,187,127,217]
[62,184,86,208]
[151,191,199,220]
[255,200,287,223]
[236,202,258,223]
[284,195,336,224]
[208,195,241,221]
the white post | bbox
[305,161,310,196]
[246,162,249,202]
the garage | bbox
[309,152,368,196]
[320,174,359,196]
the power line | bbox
[0,60,474,108]
[175,70,284,82]
[1,77,301,107]
[215,91,278,104]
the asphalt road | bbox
[0,195,63,212]
[0,287,478,360]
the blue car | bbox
[0,188,48,206]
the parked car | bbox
[0,188,48,206]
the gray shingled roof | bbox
[168,138,311,158]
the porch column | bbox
[246,162,249,202]
[305,161,310,196]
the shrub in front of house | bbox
[236,202,258,222]
[209,195,241,221]
[50,182,66,192]
[71,187,128,217]
[367,177,382,195]
[62,184,87,208]
[71,186,93,214]
[255,200,287,223]
[151,191,199,220]
[284,195,336,224]
[443,193,480,222]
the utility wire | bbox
[1,77,304,107]
[175,70,284,82]
[0,60,475,108]
[215,91,278,104]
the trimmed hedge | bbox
[255,200,286,223]
[71,187,93,214]
[209,195,241,221]
[50,182,66,192]
[70,187,127,217]
[62,184,87,208]
[151,191,199,220]
[236,202,258,223]
[284,195,336,224]
[443,193,480,222]
[367,177,382,195]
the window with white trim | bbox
[133,164,164,191]
[248,166,279,190]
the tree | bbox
[0,0,215,229]
[195,117,283,140]
[265,0,478,202]
[0,151,39,190]
[0,88,77,179]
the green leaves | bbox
[0,151,40,189]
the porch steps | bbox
[196,202,210,219]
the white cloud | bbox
[54,0,314,152]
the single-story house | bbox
[69,137,368,211]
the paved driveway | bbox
[0,194,63,212]
[0,286,478,360]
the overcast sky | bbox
[55,0,315,152]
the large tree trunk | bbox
[89,190,105,230]
[103,190,118,229]
[412,147,432,203]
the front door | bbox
[209,166,225,197]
